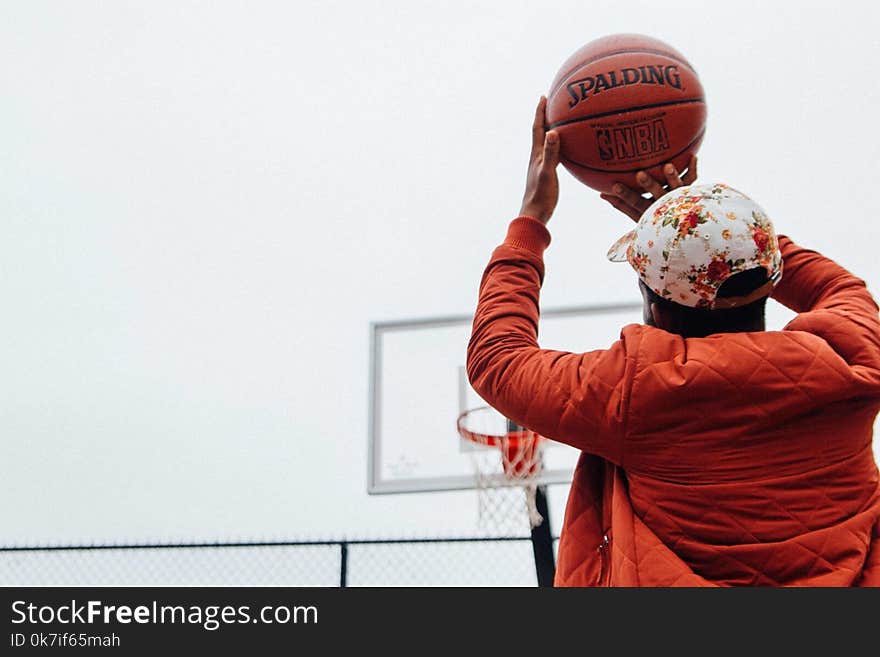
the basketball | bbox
[546,34,707,193]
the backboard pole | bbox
[530,486,556,587]
[506,417,556,586]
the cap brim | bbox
[607,230,636,263]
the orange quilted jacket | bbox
[467,217,880,586]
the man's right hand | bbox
[600,155,699,223]
[519,96,561,226]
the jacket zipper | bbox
[596,533,611,586]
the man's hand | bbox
[519,96,560,225]
[599,155,699,223]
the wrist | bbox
[518,204,551,225]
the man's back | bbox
[621,236,880,584]
[616,327,880,585]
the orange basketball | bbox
[546,34,707,194]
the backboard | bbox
[367,302,643,494]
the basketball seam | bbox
[546,97,705,130]
[562,127,706,174]
[548,48,698,99]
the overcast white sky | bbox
[2,0,879,547]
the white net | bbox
[456,407,547,534]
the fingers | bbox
[655,156,699,190]
[600,193,642,223]
[541,130,560,174]
[604,157,699,224]
[681,155,698,185]
[610,182,649,212]
[636,171,666,199]
[531,96,547,158]
[663,163,683,190]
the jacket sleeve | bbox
[465,217,635,465]
[773,235,880,371]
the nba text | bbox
[596,119,670,161]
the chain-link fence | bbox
[0,536,559,587]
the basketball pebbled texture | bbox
[546,34,707,193]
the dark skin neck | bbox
[640,283,766,338]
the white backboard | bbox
[368,303,643,493]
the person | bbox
[466,97,880,586]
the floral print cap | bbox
[607,183,783,309]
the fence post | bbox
[339,542,348,587]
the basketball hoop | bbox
[456,407,547,531]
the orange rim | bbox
[456,408,544,451]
